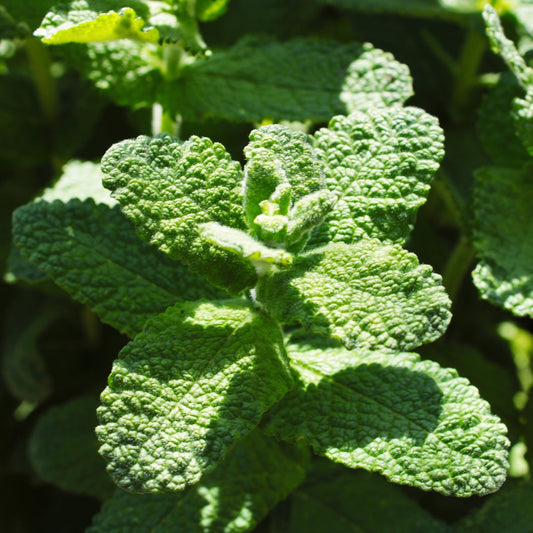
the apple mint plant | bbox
[6,0,533,531]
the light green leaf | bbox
[161,38,403,122]
[257,241,451,351]
[88,430,309,532]
[199,222,294,271]
[285,461,452,533]
[29,396,115,500]
[96,301,292,492]
[101,134,257,294]
[472,165,533,317]
[456,479,533,533]
[309,106,444,247]
[483,5,533,90]
[195,0,231,21]
[34,7,159,44]
[265,340,510,497]
[340,43,413,113]
[41,160,116,205]
[34,1,168,108]
[243,125,326,239]
[12,199,226,338]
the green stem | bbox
[442,235,475,303]
[25,36,59,123]
[450,28,487,122]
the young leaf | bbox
[472,166,533,317]
[101,134,257,293]
[309,106,444,247]
[34,7,159,44]
[265,340,510,497]
[161,38,406,122]
[29,396,115,500]
[243,124,326,237]
[12,199,226,337]
[96,301,293,493]
[88,430,309,532]
[257,241,451,351]
[285,461,452,533]
[513,89,533,157]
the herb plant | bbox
[3,1,533,532]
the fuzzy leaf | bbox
[161,38,406,122]
[96,301,292,493]
[265,341,510,497]
[199,222,293,268]
[34,7,159,44]
[257,241,451,351]
[101,134,257,293]
[29,396,115,500]
[285,462,452,533]
[310,106,444,247]
[472,165,533,317]
[88,430,309,532]
[12,199,226,338]
[243,125,326,237]
[513,89,533,157]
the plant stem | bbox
[25,36,59,123]
[442,234,475,303]
[450,27,487,122]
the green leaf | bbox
[483,5,533,90]
[456,479,533,533]
[265,340,510,497]
[101,134,257,293]
[88,430,309,532]
[199,222,294,270]
[243,125,327,239]
[309,106,444,247]
[29,396,115,500]
[195,0,231,21]
[34,7,160,44]
[96,301,292,492]
[4,245,49,286]
[477,73,531,167]
[257,241,451,351]
[340,43,413,113]
[12,199,226,338]
[472,165,533,317]
[161,38,402,122]
[285,461,452,533]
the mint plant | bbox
[4,1,533,532]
